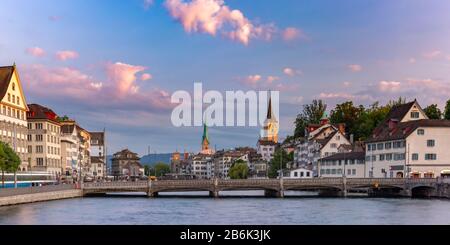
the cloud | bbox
[283,67,302,77]
[348,64,362,72]
[144,0,154,9]
[409,58,416,64]
[241,74,262,86]
[20,63,172,113]
[55,50,79,61]
[26,47,46,57]
[164,0,276,45]
[266,76,279,84]
[141,73,153,81]
[49,16,62,22]
[282,27,306,41]
[239,74,296,91]
[377,80,401,92]
[343,81,351,87]
[423,50,442,59]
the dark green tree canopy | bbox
[444,100,450,120]
[229,160,249,179]
[268,148,293,178]
[423,104,442,119]
[294,100,327,138]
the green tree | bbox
[330,101,365,138]
[294,100,327,138]
[144,165,151,176]
[424,104,442,119]
[151,163,170,177]
[0,143,7,188]
[268,148,293,178]
[444,100,450,120]
[0,142,21,188]
[228,160,249,179]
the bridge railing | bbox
[218,179,278,186]
[83,181,148,189]
[284,178,343,185]
[0,184,75,198]
[152,180,214,187]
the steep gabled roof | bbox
[27,103,60,123]
[367,119,450,143]
[0,66,15,100]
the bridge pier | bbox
[318,189,346,197]
[209,191,219,198]
[264,189,284,198]
[148,191,159,198]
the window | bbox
[37,158,44,166]
[386,153,392,160]
[417,129,425,135]
[300,172,304,177]
[36,146,43,153]
[394,153,406,161]
[377,143,384,150]
[411,111,420,118]
[331,169,337,174]
[330,143,337,148]
[371,144,377,151]
[379,154,385,161]
[27,135,32,141]
[12,95,15,104]
[347,169,351,176]
[7,93,10,102]
[385,142,392,149]
[372,155,376,162]
[427,140,435,147]
[393,141,404,148]
[412,153,419,161]
[28,146,32,153]
[17,96,20,105]
[36,123,43,130]
[294,172,298,177]
[337,169,342,175]
[352,169,356,175]
[12,83,15,91]
[367,144,371,151]
[36,135,43,141]
[306,172,310,177]
[425,154,437,160]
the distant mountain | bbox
[107,153,172,168]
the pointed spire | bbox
[267,93,273,120]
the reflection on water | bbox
[1,191,449,225]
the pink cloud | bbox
[26,47,46,57]
[423,50,442,59]
[164,0,275,45]
[283,67,302,77]
[282,27,306,41]
[409,58,416,64]
[55,50,79,61]
[20,63,172,112]
[266,76,279,84]
[378,80,401,92]
[348,64,362,72]
[343,81,351,87]
[141,73,153,81]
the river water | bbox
[1,191,450,225]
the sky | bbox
[1,0,450,155]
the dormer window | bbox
[411,111,420,119]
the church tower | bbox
[200,122,214,155]
[261,95,279,143]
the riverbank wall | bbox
[0,189,82,207]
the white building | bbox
[294,113,350,176]
[287,168,313,179]
[365,100,450,178]
[60,124,79,176]
[318,151,366,178]
[192,154,214,179]
[0,65,29,171]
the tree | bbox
[144,165,151,176]
[151,163,170,177]
[228,160,249,179]
[424,104,442,119]
[444,100,450,120]
[330,101,365,138]
[0,142,21,188]
[294,100,327,138]
[0,143,7,188]
[268,148,293,178]
[4,143,21,188]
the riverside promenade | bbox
[0,185,81,206]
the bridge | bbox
[82,178,450,198]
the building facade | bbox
[90,131,106,178]
[365,100,450,178]
[111,149,144,178]
[294,114,350,176]
[26,104,62,175]
[60,124,79,177]
[0,65,29,171]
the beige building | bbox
[111,149,144,178]
[366,100,450,178]
[90,131,106,178]
[61,124,79,176]
[26,104,62,175]
[59,120,91,178]
[257,96,279,162]
[0,65,29,171]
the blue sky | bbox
[1,0,450,155]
